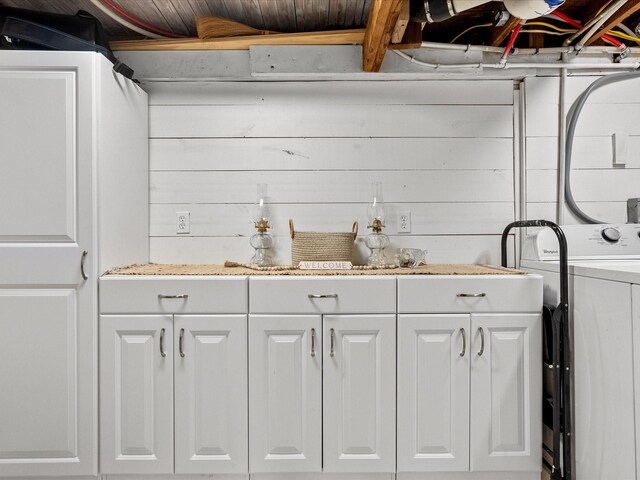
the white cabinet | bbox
[470,314,542,472]
[249,315,322,473]
[323,314,396,473]
[0,51,147,477]
[397,314,471,472]
[249,277,397,475]
[99,277,249,475]
[99,315,174,474]
[397,277,542,477]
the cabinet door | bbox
[100,315,174,474]
[249,315,322,473]
[397,314,470,472]
[323,314,396,473]
[470,313,542,472]
[174,315,248,474]
[0,57,95,476]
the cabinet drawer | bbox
[250,277,396,314]
[100,276,248,314]
[398,275,542,313]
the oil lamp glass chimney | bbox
[250,183,273,266]
[365,182,390,267]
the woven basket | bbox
[289,219,358,265]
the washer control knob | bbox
[601,227,621,243]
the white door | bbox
[0,56,95,476]
[470,313,542,472]
[323,314,396,473]
[100,315,174,474]
[249,315,322,473]
[397,314,470,472]
[174,315,248,474]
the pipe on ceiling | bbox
[423,0,565,23]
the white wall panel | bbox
[524,76,640,226]
[148,80,516,264]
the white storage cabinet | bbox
[0,51,147,477]
[397,276,543,480]
[249,277,397,474]
[99,276,249,475]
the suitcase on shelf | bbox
[0,7,134,79]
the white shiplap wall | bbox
[525,76,640,225]
[147,80,517,265]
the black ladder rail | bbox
[501,220,571,480]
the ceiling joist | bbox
[362,0,405,72]
[490,16,521,47]
[584,0,640,46]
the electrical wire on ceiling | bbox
[500,19,526,64]
[89,0,182,39]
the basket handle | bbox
[352,221,358,240]
[289,219,295,240]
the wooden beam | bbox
[391,0,411,43]
[110,29,365,51]
[363,0,404,72]
[388,21,423,50]
[489,16,521,47]
[584,0,640,46]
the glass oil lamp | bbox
[250,183,274,266]
[365,182,390,267]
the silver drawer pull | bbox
[158,294,189,299]
[457,293,486,298]
[459,328,466,357]
[308,294,338,299]
[311,328,316,357]
[477,327,485,356]
[80,251,88,280]
[330,328,336,357]
[179,328,185,358]
[160,328,167,358]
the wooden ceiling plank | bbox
[203,0,230,18]
[187,0,214,17]
[222,0,249,26]
[327,0,346,27]
[362,0,404,72]
[270,0,297,32]
[111,28,365,50]
[152,0,193,36]
[584,0,640,45]
[345,0,360,27]
[391,0,410,43]
[117,0,178,35]
[318,0,330,30]
[361,0,372,25]
[240,0,265,30]
[489,15,520,47]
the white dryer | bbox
[522,224,640,480]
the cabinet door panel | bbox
[100,315,174,474]
[323,314,396,473]
[470,313,541,472]
[174,315,248,474]
[397,314,470,472]
[249,315,322,473]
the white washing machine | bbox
[522,224,640,480]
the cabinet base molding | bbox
[101,476,249,480]
[397,472,540,480]
[252,474,394,480]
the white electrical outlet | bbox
[397,211,411,233]
[176,211,190,234]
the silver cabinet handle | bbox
[158,294,189,299]
[160,328,167,358]
[477,327,485,356]
[459,328,466,357]
[330,328,335,358]
[308,294,338,299]
[457,293,486,298]
[80,251,88,280]
[179,328,185,358]
[311,328,316,357]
